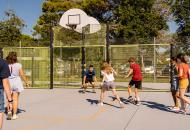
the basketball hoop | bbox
[59,8,101,34]
[59,8,102,86]
[59,9,88,31]
[66,24,77,30]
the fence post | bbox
[170,44,174,91]
[31,49,34,88]
[153,37,156,82]
[106,23,110,63]
[81,27,86,85]
[50,23,54,89]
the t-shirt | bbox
[8,63,22,78]
[178,63,189,79]
[172,64,178,77]
[85,70,96,81]
[130,63,142,81]
[101,71,115,82]
[0,59,11,89]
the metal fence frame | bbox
[1,43,172,89]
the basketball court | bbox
[3,86,190,130]
[1,5,190,130]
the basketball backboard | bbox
[59,8,101,34]
[59,8,88,30]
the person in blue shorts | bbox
[0,58,13,129]
[170,57,180,111]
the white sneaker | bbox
[98,102,104,106]
[170,107,180,111]
[119,101,124,108]
[185,103,190,113]
[135,100,141,106]
[7,111,12,120]
[12,114,18,120]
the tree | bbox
[34,0,168,44]
[112,0,168,43]
[173,0,190,36]
[0,10,25,47]
[20,34,41,47]
[82,0,168,43]
[33,0,81,42]
[172,0,190,55]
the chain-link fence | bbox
[3,47,50,88]
[171,37,190,92]
[2,44,171,88]
[52,24,106,87]
[4,24,190,89]
[110,44,171,82]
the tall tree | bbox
[172,0,190,54]
[112,0,168,43]
[173,0,190,36]
[33,0,81,42]
[0,10,25,47]
[34,0,168,44]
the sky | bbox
[0,0,178,36]
[0,0,44,35]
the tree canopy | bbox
[33,0,168,44]
[172,0,190,54]
[0,10,25,47]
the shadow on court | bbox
[109,96,130,105]
[5,108,26,115]
[78,90,96,94]
[140,101,179,114]
[86,99,99,105]
[86,99,122,108]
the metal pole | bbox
[31,49,34,88]
[170,44,174,91]
[81,28,86,85]
[50,24,54,89]
[19,41,22,61]
[106,23,110,63]
[153,37,156,82]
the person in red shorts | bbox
[125,57,142,106]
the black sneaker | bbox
[127,96,133,101]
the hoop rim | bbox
[66,24,78,29]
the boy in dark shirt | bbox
[82,65,97,93]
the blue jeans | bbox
[171,77,179,91]
[0,89,4,113]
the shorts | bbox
[171,77,179,91]
[0,89,5,113]
[129,80,142,89]
[102,81,116,90]
[179,79,189,89]
[85,79,94,84]
[9,77,24,93]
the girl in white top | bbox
[99,62,124,108]
[6,52,29,120]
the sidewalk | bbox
[3,89,190,130]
